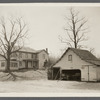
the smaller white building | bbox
[52,48,100,82]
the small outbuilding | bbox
[52,48,100,82]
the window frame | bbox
[43,54,45,59]
[11,62,18,67]
[1,62,5,67]
[31,54,33,58]
[19,61,22,66]
[68,54,72,61]
[25,53,28,58]
[19,52,22,58]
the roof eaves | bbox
[52,48,70,67]
[18,50,37,54]
[52,47,100,67]
[85,60,100,66]
[37,49,49,55]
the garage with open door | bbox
[61,69,81,81]
[52,67,60,80]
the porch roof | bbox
[23,59,38,61]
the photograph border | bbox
[0,0,99,99]
[0,0,99,3]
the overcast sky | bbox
[0,4,100,57]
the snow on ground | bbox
[14,70,47,80]
[0,70,100,93]
[0,80,100,93]
[0,70,47,81]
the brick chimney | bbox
[46,48,48,53]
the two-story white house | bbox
[0,47,49,71]
[52,48,100,82]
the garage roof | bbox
[53,48,100,66]
[70,48,100,66]
[70,48,98,60]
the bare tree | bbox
[59,8,88,49]
[0,17,28,74]
[89,48,95,54]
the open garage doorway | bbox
[61,69,81,81]
[52,67,60,80]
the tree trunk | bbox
[5,59,10,72]
[5,52,11,72]
[74,42,77,49]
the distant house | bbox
[0,47,49,71]
[52,48,100,82]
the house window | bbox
[1,62,5,67]
[25,53,28,58]
[19,52,22,58]
[31,54,33,58]
[31,54,34,58]
[13,63,17,67]
[35,54,37,59]
[11,62,18,67]
[68,55,72,61]
[43,54,45,59]
[19,61,22,66]
[32,54,37,59]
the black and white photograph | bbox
[0,3,99,97]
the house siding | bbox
[53,50,97,81]
[38,51,49,69]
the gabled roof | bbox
[53,48,100,66]
[85,60,100,66]
[36,49,49,54]
[19,47,48,54]
[19,47,36,53]
[70,48,98,61]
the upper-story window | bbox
[68,55,72,61]
[31,54,37,59]
[11,53,17,57]
[1,62,5,67]
[31,54,35,58]
[19,61,22,66]
[19,52,22,58]
[43,54,45,59]
[25,53,28,58]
